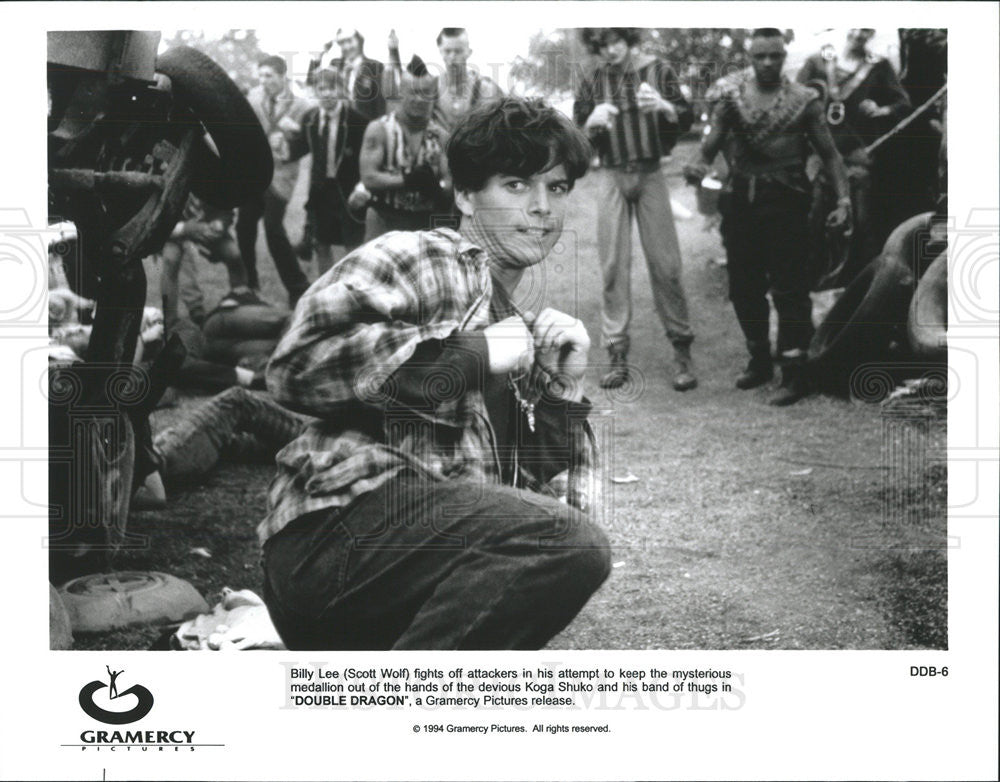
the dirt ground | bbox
[70,140,947,651]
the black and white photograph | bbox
[45,23,951,652]
[1,2,997,780]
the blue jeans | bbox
[154,387,303,485]
[202,304,289,368]
[262,472,611,650]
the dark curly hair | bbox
[447,97,592,194]
[580,27,642,54]
[257,55,288,76]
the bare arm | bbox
[804,99,849,200]
[358,121,404,192]
[805,99,852,229]
[700,102,729,165]
[682,102,728,184]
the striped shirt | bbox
[574,56,693,169]
[259,228,598,543]
[369,113,448,213]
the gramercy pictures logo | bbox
[79,666,154,725]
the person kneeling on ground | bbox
[166,299,290,393]
[261,96,612,650]
[160,194,254,327]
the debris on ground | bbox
[741,629,781,642]
[173,587,284,650]
[611,473,640,484]
[884,376,948,404]
[60,571,209,633]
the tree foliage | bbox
[511,28,757,110]
[160,30,267,94]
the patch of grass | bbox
[880,549,948,649]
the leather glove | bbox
[402,163,441,193]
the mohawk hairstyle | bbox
[406,54,429,78]
[447,96,592,193]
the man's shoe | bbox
[600,351,629,389]
[768,363,809,406]
[735,358,774,390]
[671,343,698,391]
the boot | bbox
[769,361,810,406]
[736,341,774,389]
[671,342,698,391]
[736,355,774,389]
[600,349,629,389]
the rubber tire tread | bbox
[807,212,934,387]
[156,45,273,208]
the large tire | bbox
[908,251,947,360]
[156,46,273,208]
[807,212,937,390]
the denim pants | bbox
[201,304,289,368]
[153,387,303,485]
[262,472,612,650]
[596,165,694,352]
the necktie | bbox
[347,62,358,99]
[324,110,339,178]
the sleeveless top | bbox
[370,113,447,213]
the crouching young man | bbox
[260,97,612,650]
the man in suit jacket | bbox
[237,55,313,307]
[308,29,386,122]
[288,66,369,276]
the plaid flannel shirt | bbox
[259,228,598,544]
